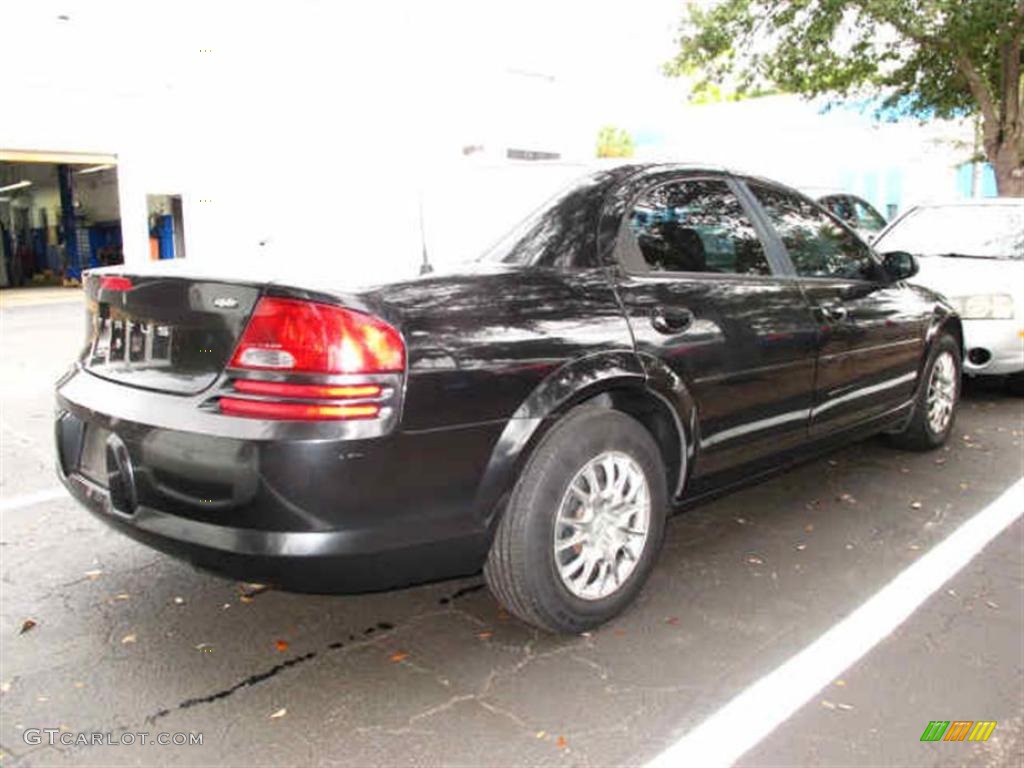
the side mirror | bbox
[882,251,918,282]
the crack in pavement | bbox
[145,620,396,724]
[141,580,487,727]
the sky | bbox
[0,0,691,149]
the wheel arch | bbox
[471,351,697,534]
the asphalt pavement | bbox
[1,294,1022,767]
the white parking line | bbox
[647,477,1024,768]
[0,487,70,512]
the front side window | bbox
[852,198,887,232]
[751,184,879,280]
[625,179,771,276]
[821,195,855,225]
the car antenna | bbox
[418,189,433,276]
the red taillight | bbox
[100,276,133,292]
[219,398,380,421]
[221,297,401,421]
[229,297,404,374]
[232,380,383,399]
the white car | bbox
[805,188,888,242]
[872,199,1024,392]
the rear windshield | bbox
[875,204,1024,259]
[478,171,612,267]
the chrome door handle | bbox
[651,307,694,334]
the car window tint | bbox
[852,198,886,232]
[822,195,855,224]
[751,184,879,281]
[626,179,770,275]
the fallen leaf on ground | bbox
[20,619,38,634]
[821,700,837,710]
[84,569,102,580]
[899,467,910,474]
[275,640,289,652]
[536,730,546,739]
[173,596,185,605]
[795,543,807,551]
[389,651,409,663]
[910,501,922,509]
[269,708,287,719]
[0,681,11,693]
[121,633,137,644]
[556,736,568,750]
[735,517,748,525]
[239,595,254,604]
[746,555,764,565]
[837,493,856,504]
[114,593,130,601]
[834,679,846,687]
[240,583,268,598]
[934,457,946,465]
[477,631,493,640]
[804,524,814,533]
[73,681,85,688]
[985,600,999,610]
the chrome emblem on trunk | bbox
[213,297,239,309]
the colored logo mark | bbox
[920,721,996,742]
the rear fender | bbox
[472,350,698,530]
[471,351,642,529]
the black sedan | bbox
[55,164,962,633]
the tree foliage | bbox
[596,125,636,158]
[666,0,1024,195]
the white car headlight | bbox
[948,294,1015,320]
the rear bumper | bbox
[59,471,487,592]
[56,368,501,592]
[962,319,1024,376]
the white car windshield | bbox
[875,204,1024,259]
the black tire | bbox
[1006,372,1024,397]
[484,407,668,634]
[887,333,961,451]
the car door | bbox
[743,181,927,438]
[609,173,819,479]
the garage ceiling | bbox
[0,150,117,165]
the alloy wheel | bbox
[553,451,651,601]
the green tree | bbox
[665,0,1024,196]
[596,125,636,158]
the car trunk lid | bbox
[81,273,261,395]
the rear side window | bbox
[624,179,771,276]
[751,184,879,281]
